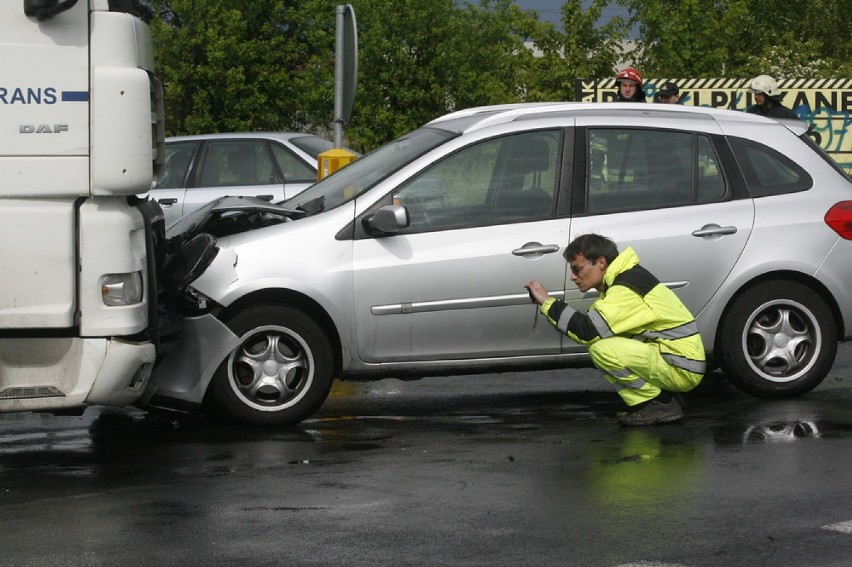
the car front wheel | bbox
[209,305,335,425]
[717,280,837,398]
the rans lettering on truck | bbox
[0,87,58,104]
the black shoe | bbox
[618,397,684,426]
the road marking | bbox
[823,520,852,533]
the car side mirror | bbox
[362,205,410,235]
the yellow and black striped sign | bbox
[576,78,852,174]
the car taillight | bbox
[825,201,852,239]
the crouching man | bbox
[525,234,705,425]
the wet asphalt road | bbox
[2,344,852,567]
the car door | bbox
[180,139,287,221]
[149,140,199,225]
[352,129,570,362]
[561,119,754,351]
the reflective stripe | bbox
[641,321,700,341]
[609,375,648,390]
[609,368,633,379]
[556,305,577,333]
[662,352,706,374]
[589,310,614,338]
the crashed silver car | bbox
[145,103,852,426]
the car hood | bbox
[165,195,301,246]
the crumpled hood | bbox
[165,195,300,243]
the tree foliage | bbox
[151,0,334,135]
[618,0,852,77]
[150,0,849,151]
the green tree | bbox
[617,0,852,77]
[512,0,629,102]
[339,0,547,150]
[446,0,544,107]
[337,0,459,150]
[150,0,848,149]
[743,0,852,76]
[150,0,549,150]
[150,0,333,136]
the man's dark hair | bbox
[564,234,619,263]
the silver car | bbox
[148,132,336,226]
[146,103,852,426]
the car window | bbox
[587,128,726,213]
[728,136,813,197]
[287,135,333,157]
[392,130,561,231]
[270,142,316,183]
[156,141,198,189]
[196,140,278,188]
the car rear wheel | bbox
[717,280,837,398]
[209,305,335,425]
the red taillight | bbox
[825,201,852,239]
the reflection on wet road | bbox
[2,352,852,566]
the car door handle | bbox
[157,198,178,206]
[692,224,737,238]
[255,194,274,201]
[512,243,560,256]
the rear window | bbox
[288,135,334,158]
[728,137,813,197]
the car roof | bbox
[426,102,790,135]
[165,132,327,143]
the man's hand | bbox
[524,280,548,305]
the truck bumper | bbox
[0,337,155,413]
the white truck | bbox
[0,0,165,415]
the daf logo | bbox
[19,124,68,133]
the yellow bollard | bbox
[317,148,358,181]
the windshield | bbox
[283,127,457,214]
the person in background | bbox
[525,234,705,426]
[654,81,680,104]
[614,67,646,102]
[746,75,798,119]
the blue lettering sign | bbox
[0,87,61,104]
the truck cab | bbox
[0,0,165,414]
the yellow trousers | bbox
[589,336,702,406]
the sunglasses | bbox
[570,261,593,276]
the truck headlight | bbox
[102,272,144,306]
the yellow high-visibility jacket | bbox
[541,247,706,378]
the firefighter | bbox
[746,75,798,119]
[525,234,705,426]
[654,81,680,104]
[614,67,646,102]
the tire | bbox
[717,280,837,398]
[208,305,336,426]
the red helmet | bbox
[615,67,643,85]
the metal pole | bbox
[333,5,344,148]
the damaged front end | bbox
[140,196,300,414]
